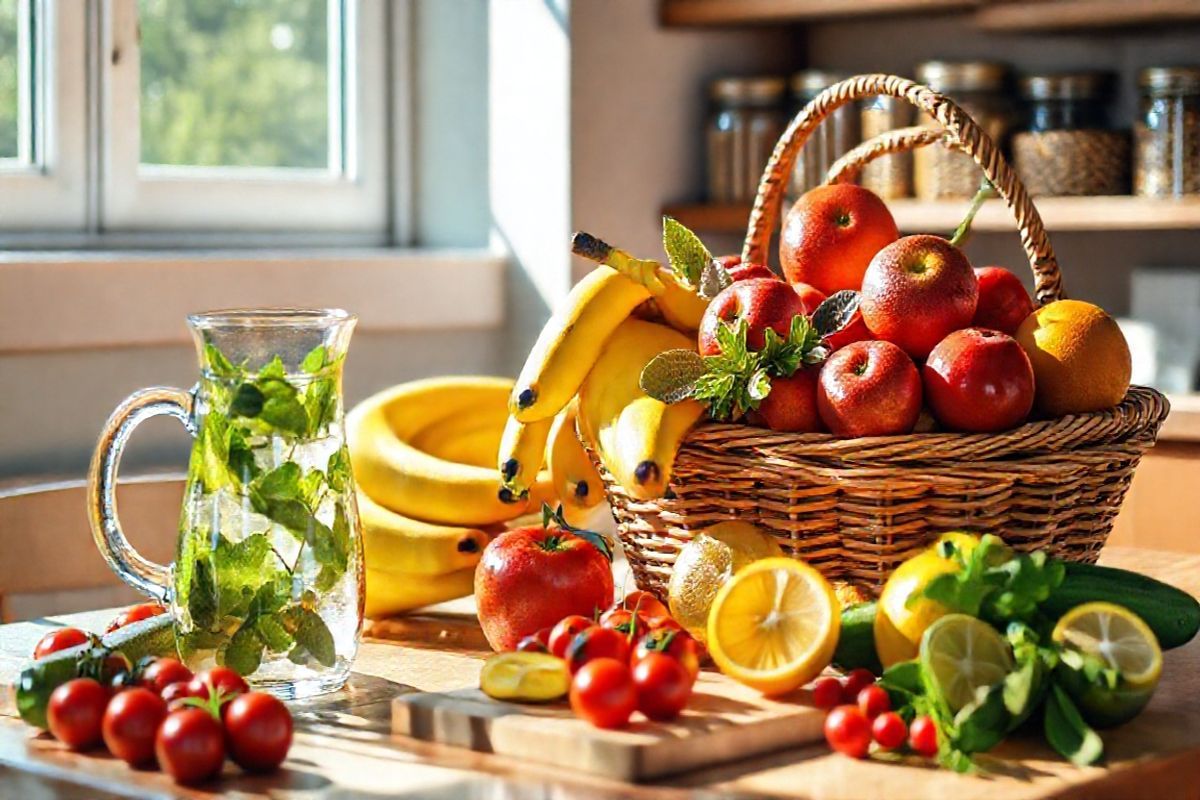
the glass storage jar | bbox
[706,76,786,204]
[1135,67,1200,197]
[860,94,914,199]
[788,70,858,201]
[914,61,1013,200]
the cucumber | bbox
[17,614,177,729]
[832,601,881,675]
[1042,561,1200,650]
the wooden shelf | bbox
[659,0,975,27]
[976,0,1200,32]
[664,196,1200,235]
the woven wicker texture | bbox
[601,74,1169,600]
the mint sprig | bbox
[662,216,711,286]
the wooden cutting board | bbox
[392,669,827,782]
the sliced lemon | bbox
[1052,601,1162,727]
[479,652,570,703]
[706,557,839,695]
[919,614,1013,713]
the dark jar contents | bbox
[706,76,786,204]
[1135,67,1200,197]
[1013,72,1129,197]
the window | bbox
[0,0,397,242]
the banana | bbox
[510,266,652,423]
[497,414,553,498]
[364,566,476,618]
[547,400,604,513]
[358,490,491,576]
[571,231,710,333]
[422,425,504,469]
[578,318,705,500]
[408,401,508,466]
[348,377,545,525]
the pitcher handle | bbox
[87,387,196,604]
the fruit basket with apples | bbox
[505,73,1168,600]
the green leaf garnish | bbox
[662,216,711,286]
[543,503,613,562]
[301,345,328,373]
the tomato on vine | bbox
[224,693,293,772]
[105,603,167,633]
[102,687,167,766]
[33,627,93,660]
[155,708,226,784]
[632,652,692,721]
[47,678,109,751]
[570,658,636,729]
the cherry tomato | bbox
[824,705,872,759]
[856,684,891,719]
[647,615,683,633]
[909,715,939,757]
[102,687,168,766]
[631,628,700,682]
[810,677,843,711]
[614,590,669,620]
[161,681,194,708]
[33,627,92,660]
[156,708,226,784]
[105,602,167,633]
[548,615,593,659]
[140,658,193,695]
[599,608,648,641]
[632,653,693,721]
[841,668,876,703]
[188,666,249,702]
[47,678,109,750]
[515,634,549,653]
[566,626,630,674]
[871,711,907,751]
[570,658,636,729]
[224,692,293,772]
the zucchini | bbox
[1042,562,1200,650]
[832,601,881,674]
[17,614,177,729]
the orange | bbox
[779,184,898,295]
[1015,299,1131,417]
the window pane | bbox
[0,0,19,160]
[139,0,332,169]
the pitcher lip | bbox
[187,308,356,329]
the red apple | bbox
[922,328,1035,432]
[972,266,1035,336]
[860,235,978,360]
[781,184,899,294]
[715,254,742,270]
[793,283,828,315]
[817,340,922,437]
[475,525,614,652]
[747,369,823,432]
[699,278,808,356]
[729,263,778,282]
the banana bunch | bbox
[503,232,710,504]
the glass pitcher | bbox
[88,309,363,699]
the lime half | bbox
[919,614,1014,713]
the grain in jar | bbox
[1135,67,1200,197]
[788,70,858,201]
[860,95,914,198]
[706,77,787,204]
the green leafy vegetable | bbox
[1044,683,1104,766]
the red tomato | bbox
[856,684,891,719]
[140,658,193,695]
[102,687,168,766]
[632,653,693,721]
[841,668,876,703]
[824,705,872,759]
[188,666,249,702]
[810,677,844,711]
[161,681,194,707]
[566,626,630,674]
[224,692,293,772]
[47,678,109,750]
[33,627,93,660]
[647,615,683,633]
[548,615,593,658]
[909,715,939,757]
[155,708,226,784]
[474,524,614,652]
[615,590,670,620]
[631,629,700,682]
[599,608,648,642]
[569,658,636,729]
[871,711,907,751]
[105,602,167,633]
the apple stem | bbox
[948,180,997,249]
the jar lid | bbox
[1020,72,1111,101]
[1139,67,1200,94]
[790,70,850,98]
[916,61,1007,92]
[710,76,786,105]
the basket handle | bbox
[741,74,1063,305]
[825,126,954,186]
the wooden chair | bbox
[0,475,183,622]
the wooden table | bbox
[3,546,1200,799]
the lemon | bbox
[706,557,840,695]
[1052,601,1162,728]
[875,532,979,668]
[920,614,1014,713]
[668,522,783,643]
[479,652,570,703]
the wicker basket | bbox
[600,74,1170,600]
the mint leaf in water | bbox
[223,626,264,676]
[315,502,352,592]
[260,355,287,380]
[203,342,241,380]
[257,378,310,435]
[188,556,218,630]
[213,533,272,615]
[327,447,352,493]
[301,345,327,373]
[256,615,294,653]
[282,606,336,668]
[305,378,337,434]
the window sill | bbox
[0,248,506,353]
